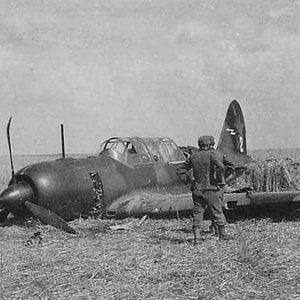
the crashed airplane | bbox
[0,100,299,233]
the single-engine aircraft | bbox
[0,100,299,234]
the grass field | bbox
[0,151,300,300]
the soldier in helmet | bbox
[177,135,234,244]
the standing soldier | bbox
[177,135,234,244]
[208,138,235,235]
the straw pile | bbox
[234,158,300,192]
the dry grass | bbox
[0,151,300,299]
[0,217,299,299]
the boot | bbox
[209,222,219,236]
[193,227,205,245]
[218,225,233,241]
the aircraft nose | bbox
[0,182,34,216]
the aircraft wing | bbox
[106,190,300,218]
[106,192,193,217]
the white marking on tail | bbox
[226,128,236,135]
[239,136,244,153]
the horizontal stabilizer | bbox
[223,191,300,209]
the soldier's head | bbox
[198,135,215,151]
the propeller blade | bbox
[0,208,9,223]
[24,201,77,234]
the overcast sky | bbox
[0,0,299,154]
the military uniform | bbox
[209,149,235,235]
[177,136,234,243]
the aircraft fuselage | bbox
[2,137,187,221]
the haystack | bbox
[233,158,300,192]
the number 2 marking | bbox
[239,136,244,153]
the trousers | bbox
[192,189,226,229]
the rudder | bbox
[217,100,251,166]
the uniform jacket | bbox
[177,149,234,192]
[213,150,235,184]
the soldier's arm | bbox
[176,158,192,184]
[211,154,225,172]
[223,155,235,168]
[223,155,239,184]
[211,154,226,187]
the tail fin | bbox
[217,100,251,166]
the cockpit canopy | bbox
[98,137,185,166]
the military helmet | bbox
[198,135,215,147]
